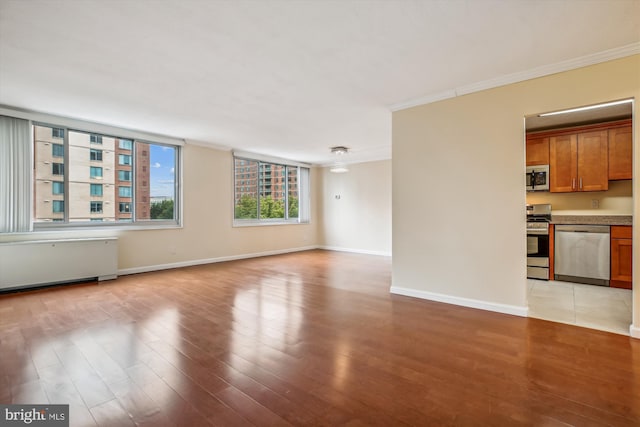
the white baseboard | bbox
[318,245,391,257]
[118,245,319,276]
[390,286,529,317]
[631,325,640,339]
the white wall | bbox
[392,55,639,327]
[318,160,392,256]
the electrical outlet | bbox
[591,199,599,209]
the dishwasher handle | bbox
[555,225,610,233]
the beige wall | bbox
[318,160,392,255]
[1,144,319,271]
[392,55,639,327]
[526,180,632,215]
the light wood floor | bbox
[1,250,639,426]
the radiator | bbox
[0,238,118,291]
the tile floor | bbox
[528,279,633,335]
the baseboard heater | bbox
[0,238,118,291]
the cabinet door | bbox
[611,238,632,289]
[526,137,549,166]
[608,126,632,180]
[549,134,577,192]
[577,130,608,192]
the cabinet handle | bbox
[572,178,575,189]
[579,178,583,189]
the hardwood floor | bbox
[1,249,639,426]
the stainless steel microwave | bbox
[526,165,549,191]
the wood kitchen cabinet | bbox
[526,136,549,166]
[549,130,608,192]
[611,226,632,290]
[608,125,632,180]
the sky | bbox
[149,144,176,198]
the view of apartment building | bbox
[33,125,150,222]
[234,158,298,202]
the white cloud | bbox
[152,162,161,168]
[170,167,175,174]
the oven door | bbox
[527,233,549,258]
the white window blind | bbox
[0,115,31,233]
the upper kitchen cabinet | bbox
[549,130,608,192]
[549,134,577,192]
[608,125,632,180]
[526,136,549,166]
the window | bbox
[119,186,132,197]
[52,200,64,213]
[90,201,103,213]
[90,166,103,178]
[52,181,64,195]
[52,144,64,157]
[52,163,64,175]
[32,124,180,227]
[90,184,103,196]
[233,156,309,224]
[119,139,132,150]
[118,170,131,181]
[90,149,103,161]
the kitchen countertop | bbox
[551,215,632,226]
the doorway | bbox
[524,99,634,335]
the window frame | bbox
[232,154,310,227]
[90,148,103,161]
[90,201,103,214]
[30,120,182,231]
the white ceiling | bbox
[1,1,639,165]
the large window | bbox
[33,124,180,226]
[233,156,309,224]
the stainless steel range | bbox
[526,204,551,280]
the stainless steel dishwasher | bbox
[555,225,610,286]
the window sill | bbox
[233,220,309,228]
[29,221,182,233]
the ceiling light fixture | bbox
[538,99,632,117]
[331,146,349,155]
[329,146,349,173]
[329,165,349,173]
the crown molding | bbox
[390,42,640,112]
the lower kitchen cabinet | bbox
[610,226,632,289]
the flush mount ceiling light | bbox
[330,146,349,155]
[538,99,633,117]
